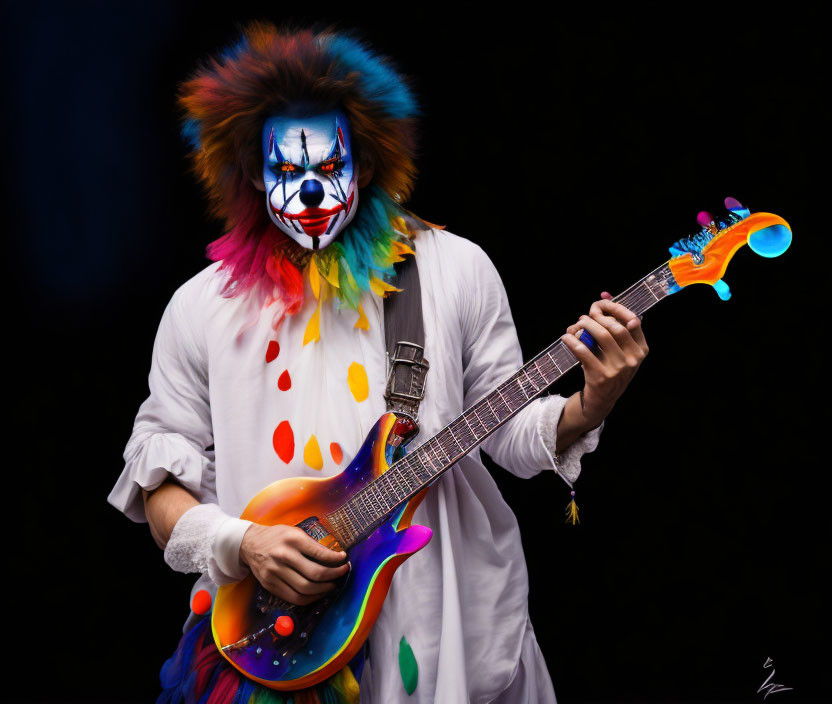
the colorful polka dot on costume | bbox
[273,421,295,464]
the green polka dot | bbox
[398,636,418,695]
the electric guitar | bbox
[211,198,792,690]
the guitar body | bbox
[212,411,433,690]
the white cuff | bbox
[210,514,253,584]
[537,394,603,485]
[163,503,253,586]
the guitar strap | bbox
[383,249,429,420]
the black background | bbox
[3,2,827,702]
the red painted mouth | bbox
[273,192,355,237]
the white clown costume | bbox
[107,23,602,704]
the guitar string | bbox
[328,264,676,541]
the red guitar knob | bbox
[275,615,294,636]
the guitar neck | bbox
[327,262,679,547]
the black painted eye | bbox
[271,161,303,175]
[317,159,344,174]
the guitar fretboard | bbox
[323,263,678,547]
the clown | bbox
[109,22,649,704]
[260,110,358,250]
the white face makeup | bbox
[261,110,358,250]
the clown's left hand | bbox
[555,295,649,452]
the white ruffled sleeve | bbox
[457,242,602,486]
[108,284,215,522]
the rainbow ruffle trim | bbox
[157,616,362,704]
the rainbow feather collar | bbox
[209,186,417,340]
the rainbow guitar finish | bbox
[213,198,791,690]
[212,413,430,690]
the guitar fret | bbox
[465,411,482,436]
[428,441,445,474]
[530,361,548,389]
[403,457,420,486]
[643,279,660,301]
[535,355,554,381]
[368,484,381,514]
[371,479,384,515]
[522,368,539,394]
[546,350,562,374]
[441,438,458,463]
[388,470,404,500]
[433,435,451,464]
[379,483,392,513]
[419,447,438,475]
[473,404,493,432]
[352,498,366,527]
[461,418,477,444]
[398,469,412,497]
[446,427,465,455]
[379,476,394,512]
[364,485,377,515]
[461,414,478,440]
[420,453,435,480]
[495,387,513,413]
[557,346,577,368]
[396,474,412,499]
[484,396,501,424]
[410,460,421,486]
[345,503,360,531]
[338,510,356,542]
[476,405,493,432]
[408,455,425,482]
[396,466,411,498]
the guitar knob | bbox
[275,615,295,636]
[696,210,714,229]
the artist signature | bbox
[758,657,792,700]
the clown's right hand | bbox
[240,524,350,606]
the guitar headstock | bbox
[666,197,791,300]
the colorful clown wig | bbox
[179,22,426,316]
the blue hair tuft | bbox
[321,34,418,119]
[181,118,201,150]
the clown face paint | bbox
[262,111,358,250]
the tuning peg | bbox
[696,211,714,229]
[711,279,732,300]
[724,197,750,220]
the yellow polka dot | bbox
[347,362,369,402]
[303,434,323,471]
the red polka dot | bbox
[266,341,280,363]
[191,589,212,615]
[275,615,294,636]
[278,370,292,391]
[273,421,294,464]
[330,442,343,464]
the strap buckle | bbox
[384,341,430,419]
